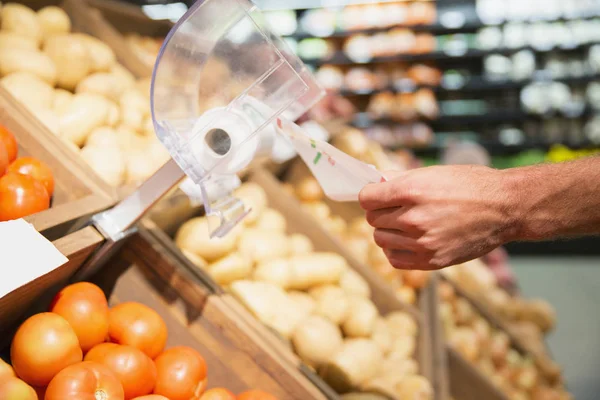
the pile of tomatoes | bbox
[0,281,278,400]
[0,124,54,221]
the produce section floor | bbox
[512,256,600,400]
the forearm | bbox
[502,156,600,242]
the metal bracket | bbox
[71,159,187,281]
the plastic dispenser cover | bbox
[151,0,384,237]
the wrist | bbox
[499,168,531,242]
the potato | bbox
[175,216,239,262]
[454,298,476,325]
[343,236,370,265]
[287,291,316,315]
[120,104,144,132]
[342,298,378,337]
[319,339,383,392]
[142,117,154,136]
[180,249,208,269]
[489,331,510,365]
[361,374,402,398]
[386,312,418,338]
[59,93,111,146]
[230,280,307,339]
[238,228,289,264]
[295,176,324,202]
[80,145,126,187]
[402,270,430,290]
[396,286,416,305]
[136,77,152,98]
[325,215,348,236]
[115,125,146,151]
[302,201,330,220]
[395,375,434,400]
[85,127,119,148]
[106,102,120,127]
[310,285,350,325]
[30,106,60,135]
[389,336,416,359]
[71,33,116,73]
[0,48,56,85]
[37,6,71,36]
[110,64,136,90]
[253,208,286,233]
[1,4,42,45]
[288,253,347,290]
[371,318,393,355]
[332,128,369,158]
[208,252,252,285]
[0,32,37,51]
[52,88,73,115]
[76,73,125,103]
[472,318,492,347]
[381,354,418,376]
[43,34,91,90]
[341,394,390,400]
[253,258,292,289]
[520,299,556,333]
[349,217,373,238]
[119,88,149,115]
[1,72,54,110]
[339,268,371,298]
[288,234,314,255]
[449,328,479,362]
[234,183,268,224]
[292,315,343,368]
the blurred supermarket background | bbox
[125,0,600,398]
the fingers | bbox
[359,178,411,211]
[373,229,421,252]
[384,249,436,271]
[366,208,423,234]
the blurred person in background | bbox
[359,154,600,272]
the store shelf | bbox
[286,23,481,40]
[407,140,598,156]
[338,73,600,97]
[303,42,600,66]
[506,237,600,255]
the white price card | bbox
[0,219,68,298]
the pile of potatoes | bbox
[439,280,571,400]
[174,182,433,400]
[283,159,430,307]
[442,260,557,357]
[0,3,170,187]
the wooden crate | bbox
[145,167,438,400]
[437,275,564,400]
[0,226,105,342]
[0,88,115,240]
[84,0,173,78]
[0,226,327,399]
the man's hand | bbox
[359,165,519,270]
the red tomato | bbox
[50,282,110,352]
[237,390,278,400]
[0,141,8,177]
[0,358,15,380]
[0,124,18,163]
[132,396,170,400]
[85,343,119,362]
[154,346,208,400]
[108,302,168,359]
[11,313,83,387]
[0,377,37,400]
[92,345,157,400]
[8,156,55,196]
[201,388,237,400]
[0,172,50,221]
[45,361,125,400]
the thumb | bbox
[382,170,405,181]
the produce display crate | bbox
[437,275,566,400]
[0,226,328,399]
[145,167,440,400]
[0,87,115,239]
[0,226,105,343]
[84,0,173,78]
